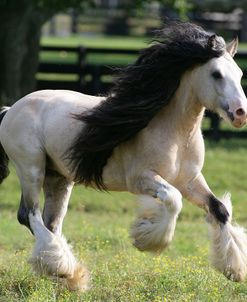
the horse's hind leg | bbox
[12,153,88,291]
[18,194,33,232]
[41,170,90,291]
[42,170,73,235]
[15,152,46,234]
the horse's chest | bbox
[155,144,182,182]
[175,140,204,185]
[158,139,204,185]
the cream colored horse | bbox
[0,22,247,290]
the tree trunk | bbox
[0,5,50,105]
[71,8,79,34]
[0,9,30,105]
[20,10,51,98]
[241,13,247,42]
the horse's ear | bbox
[208,34,216,49]
[226,37,238,57]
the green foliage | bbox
[131,0,194,19]
[0,0,191,14]
[34,0,95,12]
[162,0,193,19]
[0,0,94,13]
[192,0,247,12]
[173,0,193,19]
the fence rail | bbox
[37,46,247,140]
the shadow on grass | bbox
[0,203,16,211]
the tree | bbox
[192,0,247,12]
[0,0,93,105]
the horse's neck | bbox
[148,75,205,141]
[172,79,205,136]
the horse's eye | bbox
[211,71,223,80]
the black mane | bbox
[67,21,226,189]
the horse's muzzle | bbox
[232,118,247,128]
[231,107,247,128]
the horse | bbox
[1,21,247,291]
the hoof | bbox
[60,264,91,292]
[224,267,246,282]
[131,195,179,253]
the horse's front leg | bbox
[130,170,182,253]
[181,173,229,224]
[182,173,247,282]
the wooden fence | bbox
[37,46,247,140]
[37,46,138,94]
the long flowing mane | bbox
[68,21,226,189]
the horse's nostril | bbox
[236,108,246,117]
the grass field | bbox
[1,138,247,301]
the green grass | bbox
[1,139,247,301]
[38,35,144,81]
[40,34,145,65]
[41,34,147,49]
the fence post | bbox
[210,112,220,141]
[78,46,87,92]
[91,65,102,95]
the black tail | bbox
[0,107,10,183]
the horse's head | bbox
[193,38,247,128]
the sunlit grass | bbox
[41,34,147,49]
[1,139,247,301]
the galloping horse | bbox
[1,21,247,290]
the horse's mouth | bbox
[219,104,247,129]
[231,118,247,128]
[226,109,247,128]
[225,111,247,128]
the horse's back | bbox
[4,90,102,117]
[0,90,104,179]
